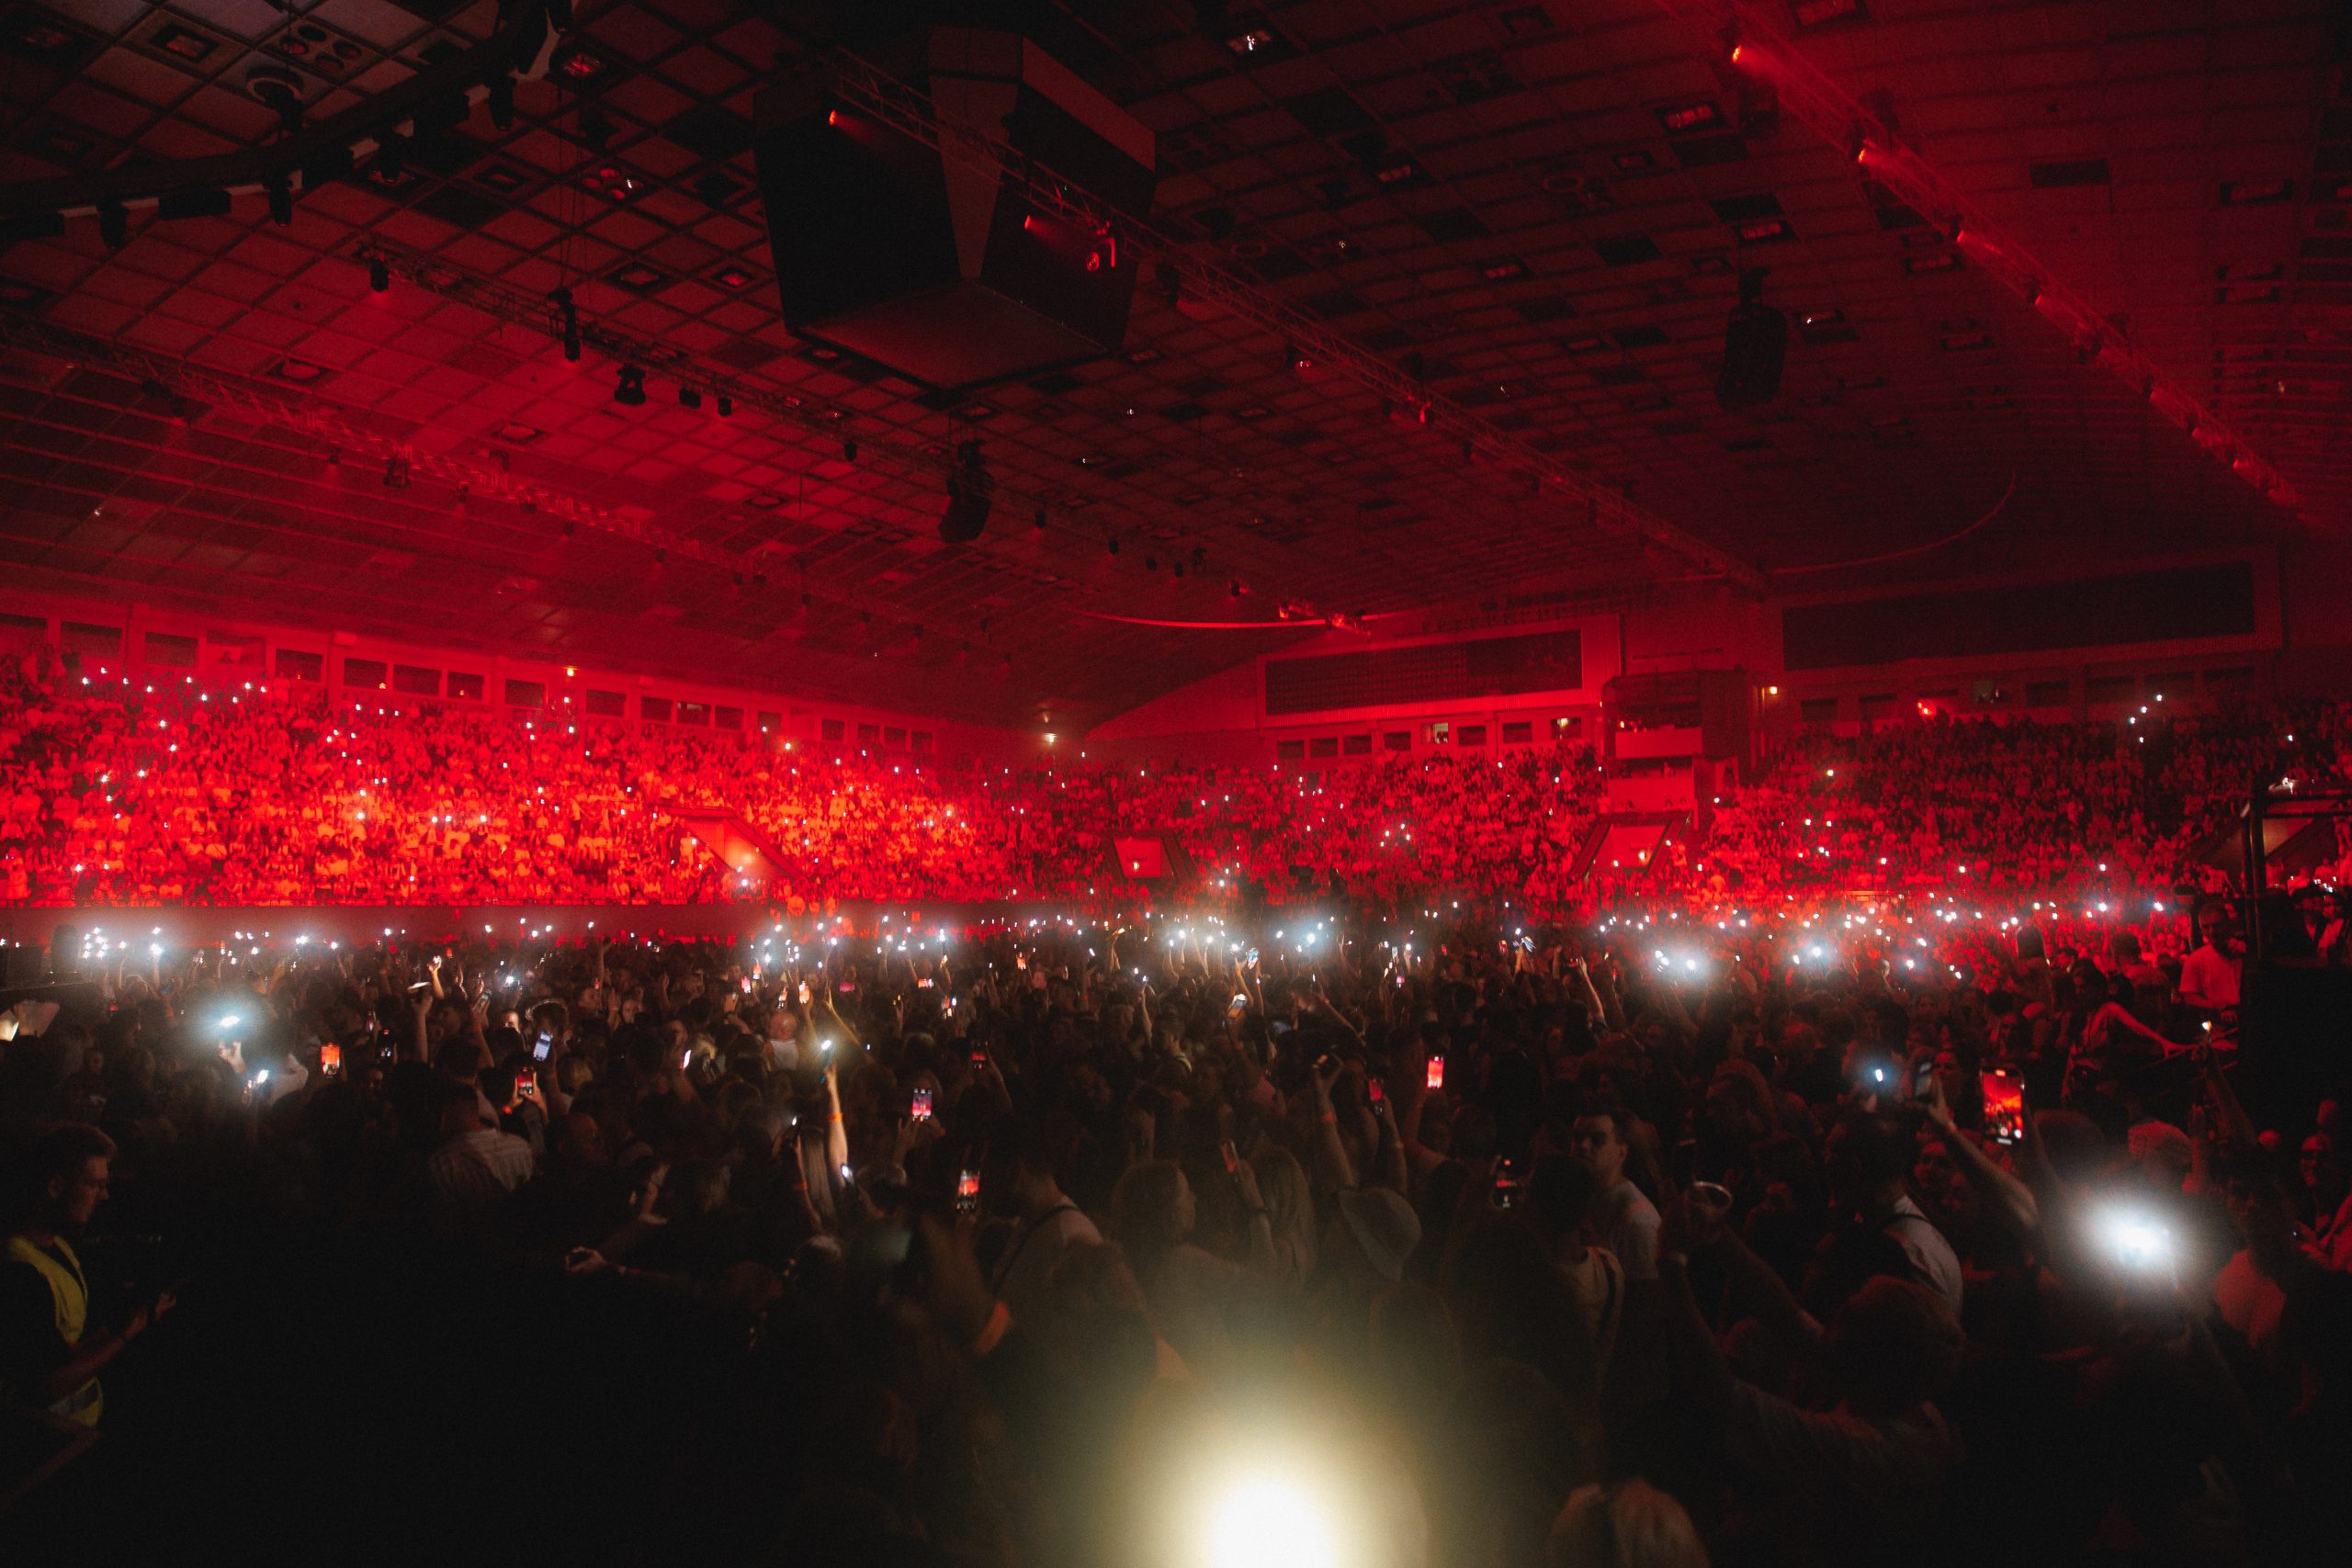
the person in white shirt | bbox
[1530,1153,1625,1381]
[988,1122,1100,1318]
[2178,901,2243,1012]
[424,1078,535,1220]
[1825,1111,1963,1315]
[1573,1105,1660,1281]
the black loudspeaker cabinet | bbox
[1715,298,1787,410]
[754,29,1154,391]
[2238,963,2352,1128]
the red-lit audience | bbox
[5,907,2346,1565]
[8,658,2352,919]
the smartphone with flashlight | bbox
[319,1043,342,1078]
[741,976,753,995]
[797,981,812,1006]
[1492,1156,1521,1210]
[837,981,855,994]
[917,976,933,989]
[1982,1071,2024,1145]
[534,1030,554,1062]
[2098,1208,2177,1283]
[517,1067,538,1100]
[1220,1140,1239,1176]
[1368,1077,1385,1106]
[956,1168,981,1215]
[407,981,430,995]
[911,1088,933,1122]
[1426,1055,1445,1090]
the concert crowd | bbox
[4,657,2351,917]
[5,892,2349,1565]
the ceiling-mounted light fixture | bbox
[678,385,702,410]
[614,365,647,406]
[368,255,389,293]
[715,395,732,417]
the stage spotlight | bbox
[266,174,292,227]
[842,438,858,464]
[715,395,732,417]
[678,385,702,410]
[1033,506,1046,530]
[1108,534,1120,556]
[937,440,992,543]
[614,365,647,406]
[97,199,127,251]
[368,256,390,293]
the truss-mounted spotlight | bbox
[715,394,732,417]
[96,199,127,251]
[614,365,647,405]
[1033,505,1046,530]
[265,174,292,227]
[678,385,702,410]
[368,255,390,293]
[842,438,858,464]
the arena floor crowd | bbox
[5,645,2351,1565]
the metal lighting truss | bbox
[815,44,1770,590]
[0,309,918,639]
[1654,0,2303,517]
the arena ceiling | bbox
[0,0,2341,728]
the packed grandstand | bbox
[2,655,2339,914]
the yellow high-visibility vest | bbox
[5,1233,102,1425]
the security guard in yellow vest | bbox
[2,1123,174,1427]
